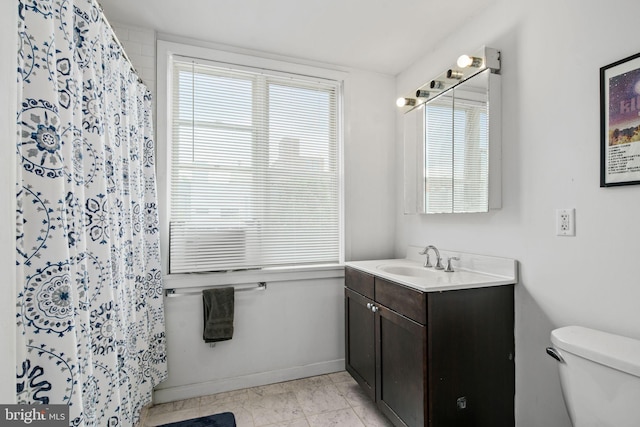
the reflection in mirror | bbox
[451,72,489,213]
[424,89,454,212]
[404,68,501,214]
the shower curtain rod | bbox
[97,1,144,85]
[164,282,268,297]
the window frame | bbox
[156,40,346,281]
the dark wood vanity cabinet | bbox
[345,266,515,427]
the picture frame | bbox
[600,52,640,187]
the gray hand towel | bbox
[202,287,234,342]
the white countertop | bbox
[346,246,518,292]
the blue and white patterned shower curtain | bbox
[16,1,167,425]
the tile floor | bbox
[140,371,393,427]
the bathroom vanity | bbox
[344,248,517,427]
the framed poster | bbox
[600,52,640,187]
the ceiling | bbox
[99,0,497,76]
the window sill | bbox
[162,264,345,291]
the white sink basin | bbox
[346,247,517,292]
[378,264,438,278]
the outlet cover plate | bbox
[556,208,575,236]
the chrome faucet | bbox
[419,245,444,269]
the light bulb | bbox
[456,55,483,68]
[415,90,430,98]
[457,55,473,68]
[396,97,416,107]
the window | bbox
[166,55,342,274]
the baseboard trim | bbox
[152,358,345,404]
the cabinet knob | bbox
[367,303,373,309]
[371,306,379,313]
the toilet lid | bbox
[551,326,640,378]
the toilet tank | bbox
[549,326,640,427]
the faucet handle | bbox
[445,256,460,272]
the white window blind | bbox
[169,58,341,273]
[453,97,488,213]
[424,93,454,213]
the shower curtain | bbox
[16,1,167,425]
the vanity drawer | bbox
[345,266,375,299]
[375,277,427,324]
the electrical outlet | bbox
[556,208,575,236]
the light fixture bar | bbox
[395,46,500,111]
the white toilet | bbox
[547,326,640,427]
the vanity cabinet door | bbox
[376,304,428,427]
[427,286,515,427]
[344,287,376,400]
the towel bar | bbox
[164,282,267,297]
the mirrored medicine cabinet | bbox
[402,47,501,214]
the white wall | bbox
[395,0,640,426]
[113,26,397,401]
[155,276,345,403]
[0,0,17,404]
[344,69,397,261]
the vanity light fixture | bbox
[447,69,464,80]
[396,97,417,107]
[395,46,500,109]
[456,54,483,68]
